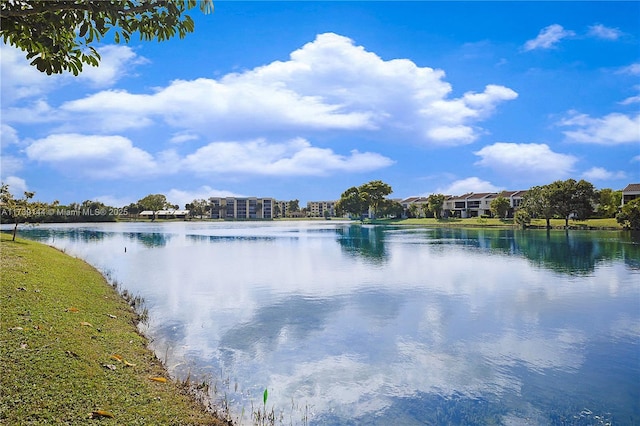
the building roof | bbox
[465,192,496,200]
[401,196,428,204]
[622,183,640,193]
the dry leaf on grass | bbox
[149,377,167,383]
[89,410,114,419]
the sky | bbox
[1,1,639,208]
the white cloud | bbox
[559,112,640,145]
[169,132,200,144]
[1,124,19,148]
[632,155,640,163]
[0,45,61,103]
[581,167,627,181]
[524,24,575,51]
[587,24,623,40]
[22,133,393,180]
[166,186,243,209]
[3,176,28,195]
[618,63,640,75]
[436,177,501,195]
[1,155,23,177]
[25,133,158,179]
[58,33,516,145]
[0,44,145,106]
[93,195,135,208]
[77,45,148,87]
[620,95,640,105]
[474,142,577,177]
[2,99,66,125]
[180,138,394,176]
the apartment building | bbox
[442,190,527,218]
[400,197,429,217]
[209,197,274,219]
[622,183,640,205]
[307,200,337,217]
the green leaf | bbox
[263,388,268,406]
[79,21,88,38]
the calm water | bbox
[8,222,640,425]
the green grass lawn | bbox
[0,233,227,425]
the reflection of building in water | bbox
[209,197,274,219]
[622,183,640,206]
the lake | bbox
[9,222,640,425]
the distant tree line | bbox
[333,178,638,230]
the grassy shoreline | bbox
[0,233,228,425]
[116,216,624,230]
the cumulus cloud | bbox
[25,133,158,179]
[181,138,394,176]
[0,45,145,105]
[58,33,516,145]
[581,167,627,181]
[77,45,148,87]
[524,24,575,51]
[167,186,243,209]
[23,133,393,180]
[3,176,28,194]
[436,177,501,195]
[587,24,623,40]
[474,142,577,177]
[1,124,19,148]
[0,45,60,103]
[559,112,640,144]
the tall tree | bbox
[595,189,622,218]
[380,199,404,219]
[1,0,213,75]
[490,195,510,219]
[408,203,419,218]
[336,186,367,219]
[616,198,640,230]
[138,193,170,221]
[286,200,300,217]
[420,203,430,218]
[1,183,35,241]
[187,198,208,218]
[549,179,596,227]
[522,185,555,229]
[427,194,446,219]
[358,180,392,219]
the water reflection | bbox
[336,225,387,262]
[397,227,640,275]
[125,232,172,248]
[6,223,639,425]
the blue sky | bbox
[1,1,639,208]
